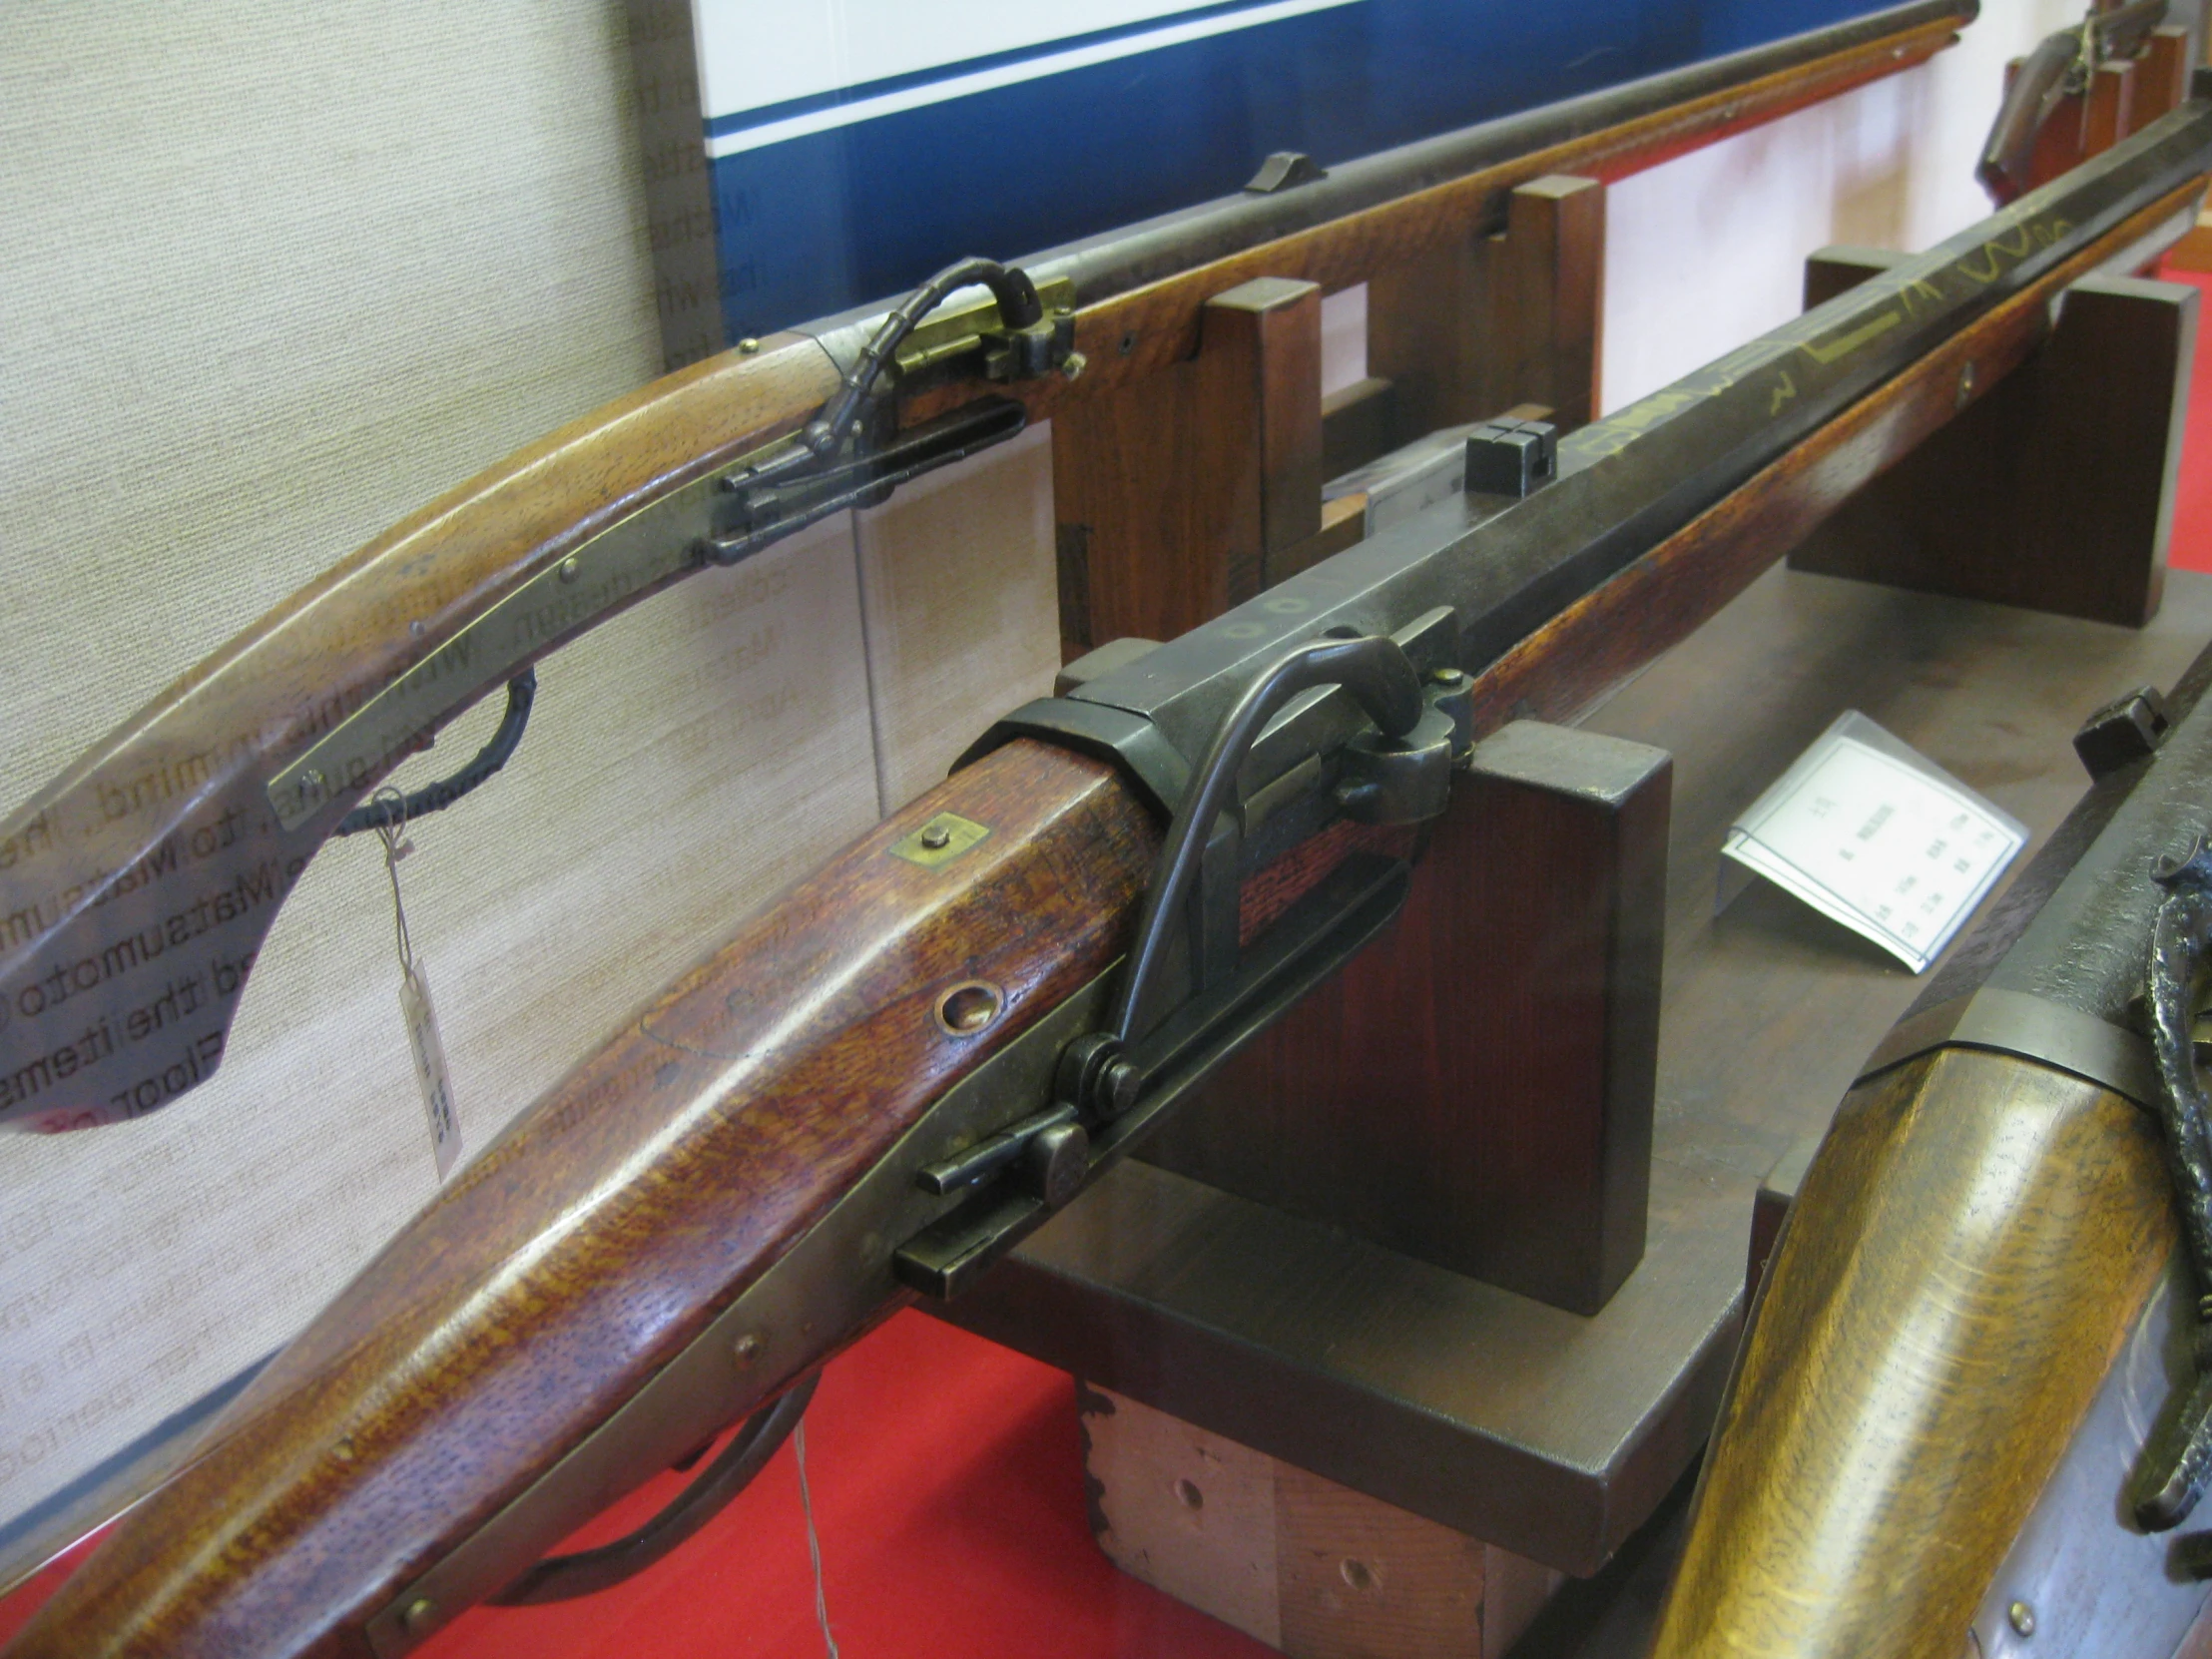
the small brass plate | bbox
[892,276,1075,377]
[890,813,992,868]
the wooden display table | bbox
[940,564,2212,1644]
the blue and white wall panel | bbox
[685,0,1931,342]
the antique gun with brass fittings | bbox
[8,82,2210,1659]
[0,0,1974,1134]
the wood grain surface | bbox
[3,739,1155,1659]
[1145,726,1669,1316]
[1648,1050,2174,1658]
[1050,278,1321,649]
[1083,1382,1562,1658]
[1368,174,1604,441]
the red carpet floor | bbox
[10,265,2212,1659]
[2166,265,2212,575]
[420,1309,1274,1659]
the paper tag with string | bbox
[369,788,463,1179]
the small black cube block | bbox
[2074,685,2171,780]
[1464,418,1558,499]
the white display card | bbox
[1721,711,2026,973]
[399,963,463,1181]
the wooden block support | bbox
[1368,175,1604,444]
[1081,1382,1563,1659]
[2135,25,2192,127]
[1052,276,1321,652]
[1141,722,1669,1316]
[1789,247,2196,628]
[2086,57,2136,158]
[1052,178,1604,651]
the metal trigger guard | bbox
[2132,839,2212,1539]
[488,1373,819,1605]
[333,670,537,838]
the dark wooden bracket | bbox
[1138,721,1669,1316]
[1051,276,1322,655]
[1787,247,2197,628]
[1051,175,1606,656]
[1366,173,1605,446]
[2004,25,2191,198]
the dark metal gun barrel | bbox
[806,0,1978,362]
[990,98,2212,784]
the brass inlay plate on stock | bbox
[890,813,993,868]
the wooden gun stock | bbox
[1649,664,2212,1651]
[0,335,840,1132]
[1653,1053,2173,1655]
[6,738,1155,1658]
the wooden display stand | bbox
[1081,1384,1563,1659]
[1051,174,1604,654]
[1789,248,2196,626]
[1142,723,1669,1317]
[942,717,1670,1659]
[1057,719,1664,1657]
[969,180,1639,1656]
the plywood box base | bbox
[1080,1383,1562,1658]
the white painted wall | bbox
[1603,0,2082,412]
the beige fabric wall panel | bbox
[4,3,661,784]
[0,3,927,1538]
[856,422,1065,811]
